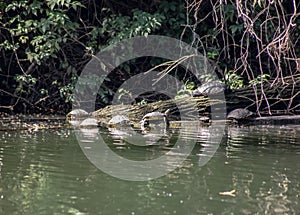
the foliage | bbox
[0,0,168,112]
[117,88,134,104]
[0,0,299,114]
[1,0,82,65]
[157,1,186,38]
[86,8,164,52]
[175,81,195,99]
[0,0,84,112]
[249,74,270,86]
[225,70,245,89]
[185,0,300,112]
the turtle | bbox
[108,115,130,128]
[140,109,171,129]
[227,108,254,124]
[67,109,89,120]
[192,81,229,96]
[79,118,99,128]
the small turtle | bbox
[141,109,171,129]
[67,109,89,120]
[227,108,254,124]
[108,115,130,127]
[79,118,99,128]
[192,81,229,96]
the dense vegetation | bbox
[0,0,299,114]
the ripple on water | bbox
[0,124,300,214]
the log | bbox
[93,75,300,124]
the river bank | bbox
[1,113,300,131]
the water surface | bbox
[0,124,299,214]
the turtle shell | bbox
[67,109,89,118]
[108,115,130,125]
[142,112,165,121]
[79,118,99,127]
[193,81,227,96]
[227,108,254,120]
[141,109,170,128]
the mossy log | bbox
[93,96,212,125]
[93,75,300,124]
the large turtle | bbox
[67,109,89,120]
[79,117,99,128]
[140,109,171,129]
[227,108,254,124]
[192,81,229,96]
[108,115,130,128]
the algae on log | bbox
[92,96,216,125]
[93,76,300,125]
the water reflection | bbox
[224,125,300,214]
[0,124,299,214]
[108,126,171,147]
[75,125,198,181]
[226,125,300,145]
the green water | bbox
[0,125,299,214]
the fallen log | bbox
[93,75,300,124]
[248,115,300,125]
